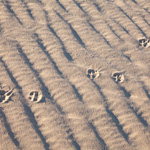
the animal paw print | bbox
[139,38,150,48]
[28,91,43,102]
[112,72,124,83]
[87,69,100,79]
[0,88,13,103]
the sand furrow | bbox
[33,26,133,149]
[0,39,77,149]
[96,1,146,39]
[55,0,68,12]
[0,61,46,150]
[24,1,46,26]
[1,23,105,149]
[120,79,150,127]
[95,77,150,149]
[2,0,23,25]
[0,108,19,150]
[20,0,35,21]
[6,0,35,28]
[117,3,149,38]
[51,68,131,149]
[50,7,148,106]
[17,48,103,149]
[50,10,131,69]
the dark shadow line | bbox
[26,7,34,20]
[122,55,132,62]
[92,82,129,143]
[105,107,129,142]
[43,10,73,61]
[89,5,123,42]
[70,84,84,103]
[38,0,43,4]
[0,58,51,149]
[94,3,101,12]
[44,11,96,59]
[143,87,150,100]
[33,34,83,104]
[66,129,81,150]
[33,33,63,76]
[44,10,73,61]
[48,24,73,61]
[0,59,21,90]
[16,43,65,115]
[132,0,137,4]
[56,11,86,48]
[92,82,107,102]
[128,104,148,127]
[69,23,86,48]
[1,53,65,116]
[110,18,130,36]
[88,22,112,48]
[3,0,23,25]
[119,86,131,98]
[123,1,150,29]
[7,46,82,149]
[56,0,68,12]
[21,0,35,20]
[69,135,80,150]
[23,105,50,150]
[72,0,86,13]
[144,8,150,16]
[123,0,137,7]
[89,122,107,150]
[111,78,131,99]
[106,23,123,41]
[94,80,148,141]
[119,7,147,38]
[17,42,82,149]
[143,18,150,27]
[0,109,20,149]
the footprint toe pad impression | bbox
[0,89,13,103]
[112,72,124,83]
[87,69,100,79]
[139,38,150,48]
[28,91,43,102]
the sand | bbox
[0,0,150,150]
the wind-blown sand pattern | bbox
[0,0,150,149]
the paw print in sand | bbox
[0,88,13,103]
[139,38,150,48]
[28,91,43,102]
[112,72,124,83]
[87,69,100,79]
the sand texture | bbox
[0,0,150,150]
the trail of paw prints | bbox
[0,88,14,103]
[112,72,124,83]
[139,38,150,48]
[86,69,100,80]
[28,91,43,103]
